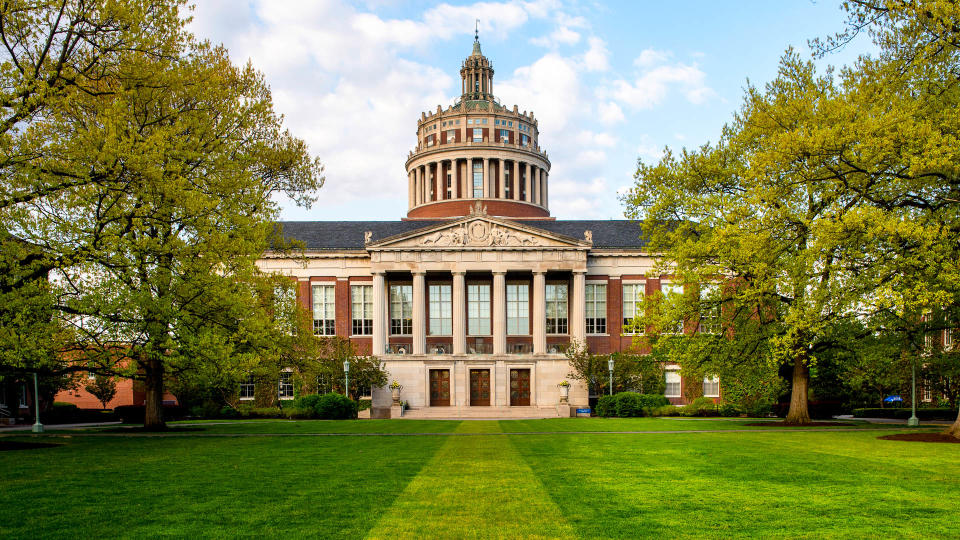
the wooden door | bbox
[510,369,531,406]
[470,369,491,406]
[429,369,450,407]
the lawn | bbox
[1,419,957,538]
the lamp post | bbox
[31,372,43,433]
[343,360,350,398]
[908,358,919,427]
[607,355,614,396]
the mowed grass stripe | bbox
[366,420,578,539]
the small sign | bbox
[576,408,591,414]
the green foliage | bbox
[719,404,743,417]
[565,340,665,397]
[682,397,719,417]
[315,393,359,420]
[84,375,118,409]
[595,392,671,417]
[595,395,616,417]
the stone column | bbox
[493,271,506,355]
[408,171,414,209]
[498,159,506,199]
[482,157,490,198]
[412,272,425,355]
[526,162,533,204]
[533,271,546,354]
[453,271,466,354]
[571,271,586,343]
[372,272,386,355]
[543,171,548,209]
[524,164,532,202]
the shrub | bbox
[719,404,743,417]
[292,394,322,416]
[358,399,372,411]
[247,407,282,418]
[683,397,718,417]
[644,405,678,417]
[283,407,314,419]
[52,401,78,410]
[315,393,358,420]
[614,392,644,417]
[596,395,616,417]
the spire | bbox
[472,18,482,56]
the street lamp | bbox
[32,372,43,433]
[608,355,614,396]
[343,360,350,398]
[908,358,919,427]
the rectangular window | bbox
[278,372,294,399]
[506,283,530,335]
[239,376,255,400]
[426,135,435,147]
[499,128,509,141]
[661,283,684,334]
[520,134,529,147]
[473,162,483,197]
[467,118,473,124]
[312,284,335,336]
[482,118,487,124]
[351,285,373,335]
[699,283,720,334]
[703,375,720,398]
[468,283,491,335]
[665,371,681,397]
[585,283,607,334]
[472,128,482,142]
[317,374,331,395]
[429,284,452,335]
[19,382,27,407]
[446,172,453,198]
[446,129,456,143]
[390,284,413,335]
[944,329,954,350]
[546,283,568,335]
[622,283,645,334]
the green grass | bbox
[2,419,957,538]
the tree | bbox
[626,1,960,429]
[85,374,117,409]
[2,2,324,429]
[565,339,664,398]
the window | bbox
[317,374,331,395]
[467,118,473,124]
[278,372,294,399]
[520,134,529,147]
[922,382,932,402]
[508,121,513,127]
[499,128,509,140]
[665,371,681,397]
[468,283,491,335]
[622,283,645,334]
[506,283,530,335]
[661,283,685,334]
[585,283,607,334]
[699,283,720,334]
[429,284,452,335]
[351,285,373,335]
[390,284,413,335]
[505,169,512,198]
[239,376,255,400]
[426,135,435,147]
[944,329,954,351]
[446,129,457,143]
[472,128,482,142]
[19,383,27,407]
[312,284,335,336]
[473,162,484,197]
[703,375,720,397]
[546,283,568,334]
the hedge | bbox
[852,407,958,421]
[596,393,671,417]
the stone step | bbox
[399,406,561,419]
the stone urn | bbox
[389,382,403,405]
[558,382,570,403]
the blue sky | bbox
[189,1,874,221]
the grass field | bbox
[2,418,958,538]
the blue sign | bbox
[576,408,591,413]
[883,395,903,403]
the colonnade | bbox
[407,157,548,209]
[370,270,585,356]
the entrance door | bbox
[510,369,531,406]
[429,369,450,406]
[470,369,491,406]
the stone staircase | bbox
[400,405,563,419]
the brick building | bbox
[259,35,719,417]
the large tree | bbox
[1,1,323,428]
[626,0,960,429]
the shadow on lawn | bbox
[0,441,63,451]
[878,433,960,444]
[99,426,207,433]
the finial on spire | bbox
[475,18,479,41]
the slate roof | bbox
[276,219,647,251]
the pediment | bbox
[367,215,591,251]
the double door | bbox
[470,369,490,406]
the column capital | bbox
[412,270,426,276]
[492,270,507,276]
[452,270,466,276]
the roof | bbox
[275,219,647,251]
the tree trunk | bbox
[784,355,811,424]
[143,355,165,430]
[946,403,960,439]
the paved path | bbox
[0,421,122,432]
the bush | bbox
[246,407,282,419]
[644,405,678,417]
[315,393,358,420]
[358,399,372,411]
[52,401,78,410]
[283,407,314,419]
[683,397,719,417]
[596,393,672,417]
[596,395,616,417]
[719,404,743,417]
[219,406,240,418]
[291,394,322,416]
[614,392,644,417]
[852,407,957,420]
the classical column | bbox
[526,162,533,204]
[372,272,386,355]
[408,171,414,209]
[493,271,506,355]
[412,272,425,355]
[524,164,532,202]
[533,271,546,354]
[543,171,548,209]
[437,161,445,200]
[482,157,490,198]
[571,271,586,342]
[453,271,466,354]
[498,159,506,199]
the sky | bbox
[188,1,874,222]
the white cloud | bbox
[529,26,581,47]
[608,62,714,110]
[636,135,665,164]
[497,53,581,132]
[578,130,617,148]
[633,48,671,68]
[597,101,624,125]
[580,37,609,72]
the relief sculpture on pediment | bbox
[419,224,466,246]
[416,221,542,247]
